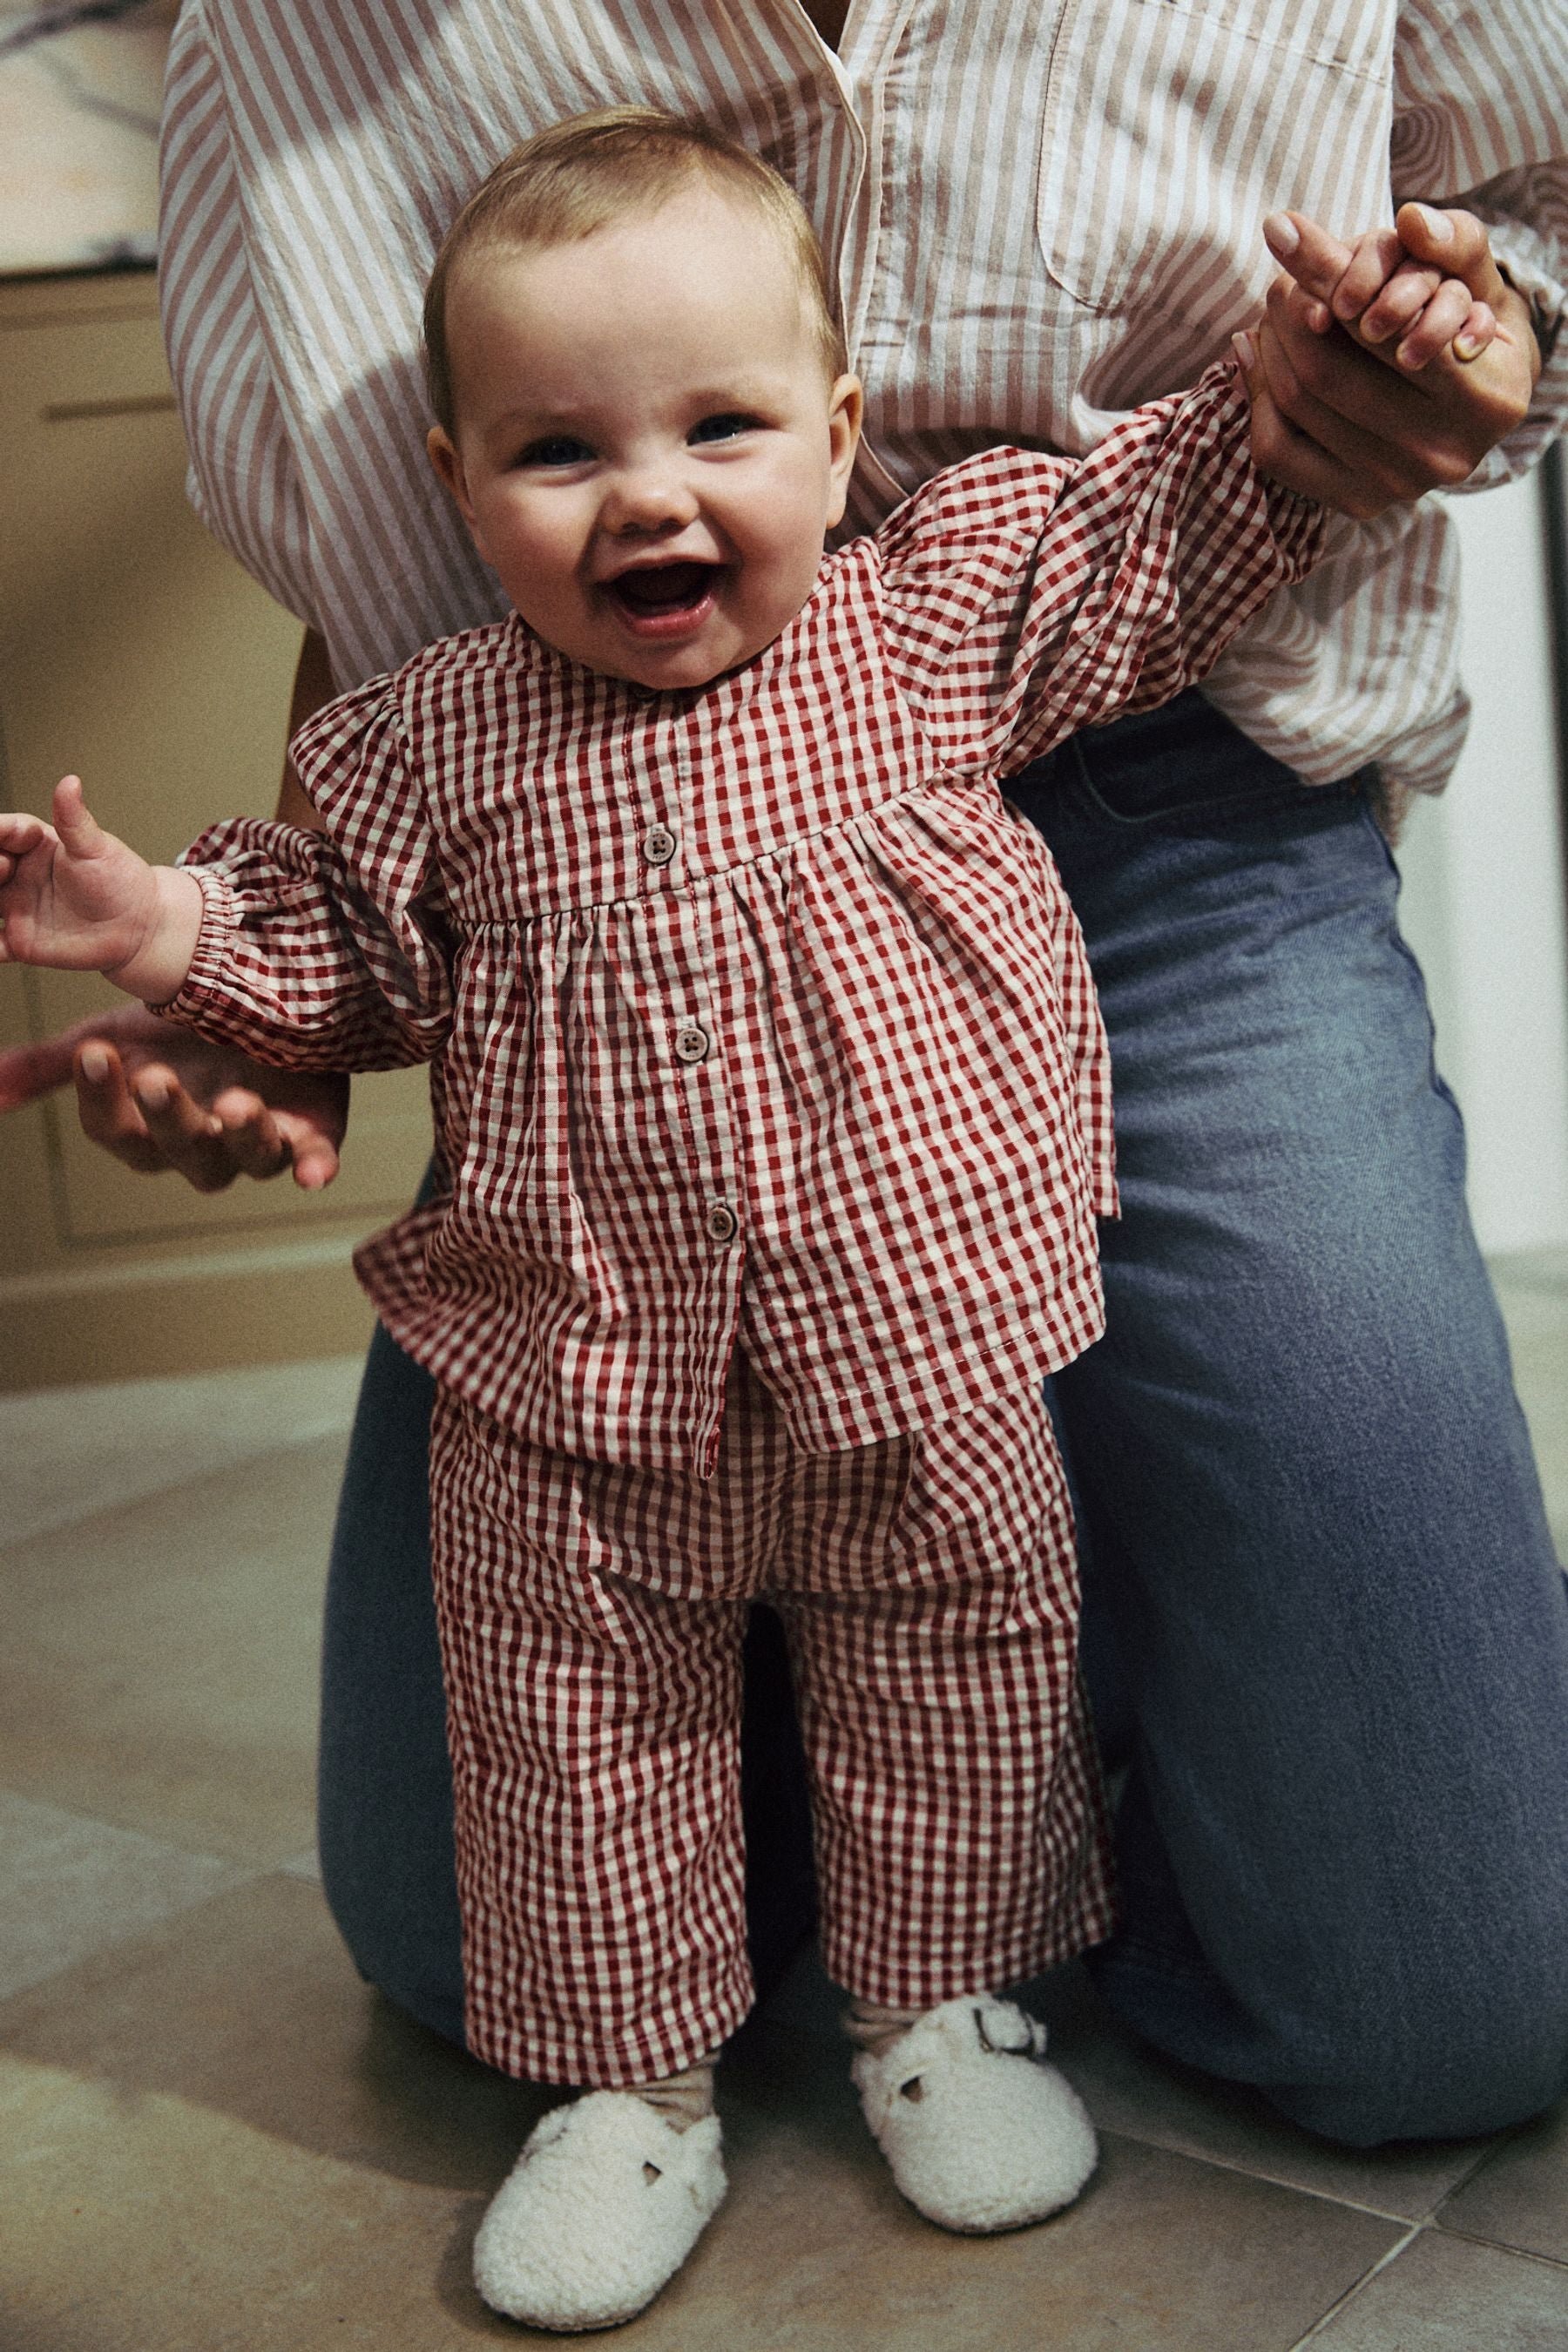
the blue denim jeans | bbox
[318,689,1568,2142]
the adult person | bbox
[8,0,1567,2149]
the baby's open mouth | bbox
[606,562,719,618]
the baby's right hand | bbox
[0,775,164,975]
[0,774,206,1004]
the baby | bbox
[0,111,1504,2336]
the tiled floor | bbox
[3,1256,1567,2350]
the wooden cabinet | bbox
[0,270,430,1389]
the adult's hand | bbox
[0,1000,348,1193]
[1251,202,1541,517]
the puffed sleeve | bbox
[162,678,452,1072]
[879,358,1323,774]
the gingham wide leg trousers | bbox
[427,1356,1114,2087]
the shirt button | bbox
[674,1024,710,1064]
[642,825,678,866]
[705,1201,739,1244]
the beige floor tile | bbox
[0,1354,362,1551]
[0,1432,348,1864]
[0,1876,1399,2352]
[1301,2225,1568,2350]
[0,1877,541,2191]
[1436,2101,1568,2263]
[1023,1961,1503,2222]
[1,2053,510,2352]
[0,1788,245,2001]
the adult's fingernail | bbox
[1455,330,1484,360]
[137,1078,170,1111]
[1232,329,1257,371]
[1416,203,1454,243]
[79,1045,109,1082]
[1263,213,1299,258]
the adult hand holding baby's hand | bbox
[1248,204,1540,517]
[0,775,203,1002]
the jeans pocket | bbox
[1065,733,1369,832]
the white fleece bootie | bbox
[852,1994,1097,2234]
[473,2091,727,2332]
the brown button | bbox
[674,1024,710,1064]
[705,1202,739,1244]
[642,825,677,866]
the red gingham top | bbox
[172,362,1320,1473]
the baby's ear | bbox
[427,425,463,501]
[427,427,489,558]
[825,372,863,528]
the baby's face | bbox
[429,184,862,691]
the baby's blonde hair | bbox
[423,107,848,435]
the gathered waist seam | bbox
[446,769,1013,929]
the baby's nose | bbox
[604,461,700,533]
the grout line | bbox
[1430,2220,1568,2274]
[1088,2120,1484,2227]
[1285,2221,1424,2349]
[1426,2126,1523,2217]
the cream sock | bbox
[841,1996,924,2061]
[633,2056,719,2132]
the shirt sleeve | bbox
[880,357,1322,774]
[1392,0,1568,485]
[160,679,452,1072]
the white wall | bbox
[1394,469,1568,1254]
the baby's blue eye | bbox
[688,413,760,445]
[519,435,594,468]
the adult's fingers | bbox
[1393,203,1511,311]
[74,1043,264,1193]
[209,1085,297,1182]
[269,1110,341,1192]
[124,1063,261,1193]
[71,1043,182,1173]
[1261,210,1358,307]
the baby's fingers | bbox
[0,814,50,899]
[51,774,112,859]
[1396,293,1496,373]
[0,813,49,861]
[1357,256,1447,347]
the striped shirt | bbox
[159,0,1568,799]
[168,368,1320,1471]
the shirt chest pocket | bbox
[1036,0,1395,321]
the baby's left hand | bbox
[1239,205,1539,515]
[1263,204,1503,375]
